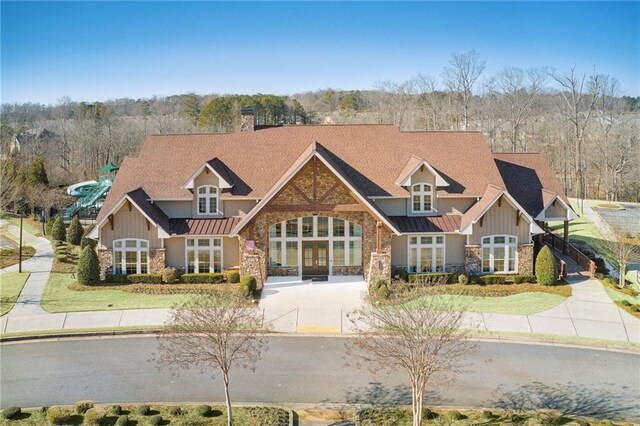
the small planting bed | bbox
[358,407,629,425]
[51,242,80,273]
[0,272,31,316]
[0,403,289,425]
[41,273,248,313]
[0,246,36,269]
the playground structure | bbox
[63,162,118,219]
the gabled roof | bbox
[88,187,170,239]
[230,141,401,236]
[459,184,544,235]
[395,156,449,187]
[98,126,505,218]
[181,157,234,189]
[536,189,578,221]
[493,153,575,219]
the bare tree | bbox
[442,50,486,130]
[153,297,269,426]
[375,80,417,129]
[550,66,601,200]
[346,297,476,426]
[602,222,640,288]
[496,67,547,152]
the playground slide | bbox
[66,180,98,197]
[64,180,112,219]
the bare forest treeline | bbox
[1,51,639,203]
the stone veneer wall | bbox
[517,244,534,275]
[333,266,364,276]
[149,249,166,274]
[368,252,391,284]
[464,245,482,274]
[97,248,113,280]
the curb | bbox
[2,328,638,354]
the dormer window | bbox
[411,183,433,213]
[197,185,218,215]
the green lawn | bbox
[0,211,43,236]
[0,272,31,316]
[400,292,566,315]
[41,273,201,313]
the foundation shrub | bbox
[169,406,182,416]
[105,274,129,284]
[536,246,558,285]
[239,275,257,298]
[443,410,464,420]
[148,414,162,425]
[478,274,507,285]
[127,274,162,284]
[162,267,179,284]
[392,266,409,282]
[110,405,123,415]
[458,272,469,285]
[2,406,21,420]
[77,246,100,285]
[407,272,451,285]
[74,400,94,414]
[511,274,536,284]
[226,269,240,283]
[180,273,224,284]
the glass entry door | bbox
[302,241,329,277]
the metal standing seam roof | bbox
[168,217,241,236]
[389,215,462,233]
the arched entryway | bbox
[267,216,363,279]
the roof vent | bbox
[240,106,255,132]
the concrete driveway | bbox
[260,276,367,334]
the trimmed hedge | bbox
[512,274,536,284]
[227,269,240,283]
[2,406,21,420]
[46,406,72,425]
[536,245,558,285]
[239,275,257,298]
[136,405,151,416]
[149,414,163,425]
[162,267,179,284]
[115,414,129,426]
[77,246,100,285]
[181,273,224,284]
[83,407,105,425]
[477,274,507,285]
[127,274,163,284]
[408,272,451,285]
[74,400,94,414]
[196,404,212,416]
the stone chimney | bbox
[240,106,255,132]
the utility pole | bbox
[18,212,23,273]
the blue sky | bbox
[2,1,639,104]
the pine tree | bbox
[26,155,49,186]
[535,245,558,285]
[51,216,66,242]
[66,216,84,245]
[80,225,96,249]
[77,245,100,285]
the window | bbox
[267,217,363,270]
[186,237,222,273]
[407,235,445,273]
[197,185,218,215]
[113,239,149,274]
[481,235,517,273]
[411,183,433,213]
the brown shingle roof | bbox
[459,184,503,231]
[99,126,505,221]
[389,215,461,233]
[125,188,170,234]
[493,153,571,217]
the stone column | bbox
[149,248,166,274]
[97,248,113,280]
[517,244,534,275]
[368,252,391,285]
[464,245,482,274]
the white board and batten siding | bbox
[469,202,531,245]
[100,205,162,248]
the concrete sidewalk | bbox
[0,220,54,316]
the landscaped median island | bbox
[0,402,289,425]
[357,407,633,425]
[600,276,640,318]
[0,272,31,316]
[369,270,571,315]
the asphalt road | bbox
[1,336,639,421]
